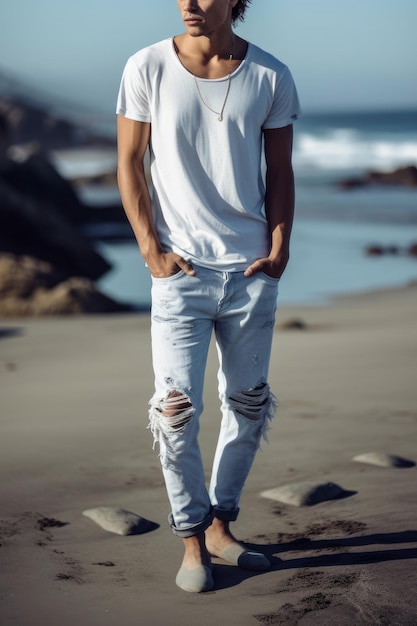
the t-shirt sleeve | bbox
[116,56,151,122]
[263,65,302,130]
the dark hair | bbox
[232,0,252,25]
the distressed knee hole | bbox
[228,381,272,420]
[158,390,194,429]
[228,380,278,447]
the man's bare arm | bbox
[244,124,295,279]
[117,115,195,277]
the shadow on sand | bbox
[212,530,417,591]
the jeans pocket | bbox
[151,270,186,283]
[259,271,280,284]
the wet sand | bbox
[1,283,417,625]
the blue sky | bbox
[1,0,417,114]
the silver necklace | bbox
[194,49,234,122]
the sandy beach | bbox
[1,283,417,625]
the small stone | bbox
[82,507,159,536]
[277,318,307,331]
[37,516,68,531]
[365,244,399,256]
[353,452,415,468]
[366,245,385,256]
[0,362,15,372]
[260,481,353,507]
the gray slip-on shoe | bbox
[175,564,214,593]
[214,544,270,571]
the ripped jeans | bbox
[148,265,279,537]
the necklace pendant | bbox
[193,48,233,122]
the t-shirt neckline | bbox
[170,37,250,82]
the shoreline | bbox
[94,216,417,313]
[2,275,417,320]
[1,282,417,624]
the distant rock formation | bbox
[0,254,128,316]
[338,165,417,189]
[0,94,112,150]
[0,161,111,280]
[0,94,130,315]
[365,242,417,258]
[365,244,399,256]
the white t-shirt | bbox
[117,38,301,271]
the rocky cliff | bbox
[0,89,129,316]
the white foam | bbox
[293,129,417,172]
[50,147,118,179]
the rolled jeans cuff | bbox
[168,510,214,538]
[212,506,240,522]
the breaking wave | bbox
[293,128,417,172]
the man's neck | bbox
[174,32,247,79]
[178,29,235,61]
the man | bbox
[117,0,301,592]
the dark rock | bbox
[30,277,128,316]
[338,165,417,190]
[0,253,128,317]
[261,481,355,507]
[353,452,416,468]
[365,244,399,256]
[83,507,159,536]
[0,100,127,304]
[338,177,366,190]
[3,150,88,224]
[0,137,113,280]
[0,254,59,299]
[366,165,417,187]
[408,243,417,257]
[277,318,308,330]
[0,96,113,150]
[0,176,111,280]
[365,245,384,256]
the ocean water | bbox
[85,109,417,308]
[294,110,417,176]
